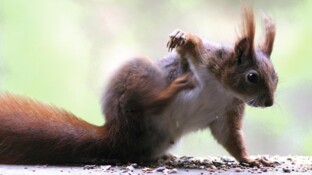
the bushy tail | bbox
[0,94,104,164]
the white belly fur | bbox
[151,63,234,157]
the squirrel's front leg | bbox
[210,100,274,167]
[167,29,205,66]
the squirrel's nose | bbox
[264,99,273,107]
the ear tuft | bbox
[259,14,276,57]
[235,5,255,58]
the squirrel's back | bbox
[0,94,103,164]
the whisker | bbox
[252,100,257,107]
[246,98,255,104]
[273,101,284,112]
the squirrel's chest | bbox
[158,69,233,139]
[172,85,230,131]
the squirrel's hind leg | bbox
[103,56,195,118]
[101,56,195,161]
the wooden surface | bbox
[0,156,310,175]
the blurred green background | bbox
[0,0,311,157]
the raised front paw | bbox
[167,29,187,52]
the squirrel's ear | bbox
[234,37,252,58]
[235,6,255,59]
[259,15,276,57]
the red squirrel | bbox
[0,7,277,166]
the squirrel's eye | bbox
[246,72,259,84]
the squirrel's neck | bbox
[202,42,246,105]
[201,42,234,80]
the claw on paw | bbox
[240,157,276,167]
[167,29,187,52]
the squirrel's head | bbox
[221,7,278,107]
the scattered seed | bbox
[234,167,243,172]
[221,156,235,163]
[210,165,217,170]
[83,165,98,170]
[168,168,178,174]
[126,165,135,171]
[155,166,166,172]
[283,168,291,173]
[100,165,111,171]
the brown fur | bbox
[100,57,195,162]
[0,94,103,164]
